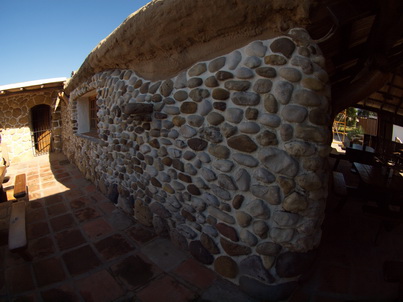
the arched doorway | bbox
[31,104,52,156]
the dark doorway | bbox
[31,104,51,156]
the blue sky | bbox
[0,0,151,85]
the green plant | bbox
[347,126,364,139]
[346,107,358,127]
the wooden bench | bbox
[332,171,359,211]
[8,174,31,260]
[13,174,27,199]
[333,171,347,196]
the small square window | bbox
[76,92,99,138]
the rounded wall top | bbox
[65,0,313,93]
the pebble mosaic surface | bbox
[0,90,63,162]
[63,28,331,295]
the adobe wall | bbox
[62,28,331,301]
[0,89,63,163]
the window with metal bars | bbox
[89,96,98,131]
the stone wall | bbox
[0,88,63,163]
[63,29,331,300]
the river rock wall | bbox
[63,28,331,300]
[0,89,63,163]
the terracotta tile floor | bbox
[0,153,402,301]
[0,153,256,302]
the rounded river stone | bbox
[216,71,234,81]
[245,41,267,57]
[235,67,254,79]
[189,88,210,102]
[205,76,219,88]
[207,112,225,125]
[224,80,251,91]
[180,102,198,114]
[272,81,294,105]
[188,63,207,76]
[208,57,226,73]
[227,50,242,70]
[232,92,260,106]
[225,108,244,124]
[264,54,287,65]
[270,37,296,58]
[279,67,302,82]
[208,144,230,159]
[214,256,238,278]
[174,90,188,101]
[188,138,208,151]
[244,56,262,68]
[201,233,220,254]
[256,67,277,78]
[227,135,257,153]
[189,240,214,265]
[281,105,308,123]
[220,238,252,256]
[253,79,272,94]
[212,88,230,100]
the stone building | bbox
[60,1,334,299]
[2,0,403,301]
[0,78,66,163]
[62,0,403,300]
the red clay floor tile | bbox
[110,254,162,290]
[173,258,217,290]
[97,201,117,215]
[26,208,46,224]
[28,237,56,260]
[4,249,27,268]
[62,245,101,276]
[50,213,76,232]
[94,234,134,261]
[41,283,80,302]
[43,194,64,206]
[75,270,124,302]
[47,203,68,217]
[73,206,101,222]
[89,192,110,203]
[54,229,86,251]
[53,171,70,179]
[81,218,113,240]
[136,275,198,302]
[63,189,85,200]
[33,257,66,287]
[6,264,35,294]
[126,224,157,244]
[70,196,93,210]
[83,183,97,193]
[27,221,50,240]
[26,200,43,211]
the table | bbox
[349,144,375,152]
[346,144,375,165]
[353,162,403,203]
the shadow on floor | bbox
[0,153,257,302]
[291,158,402,301]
